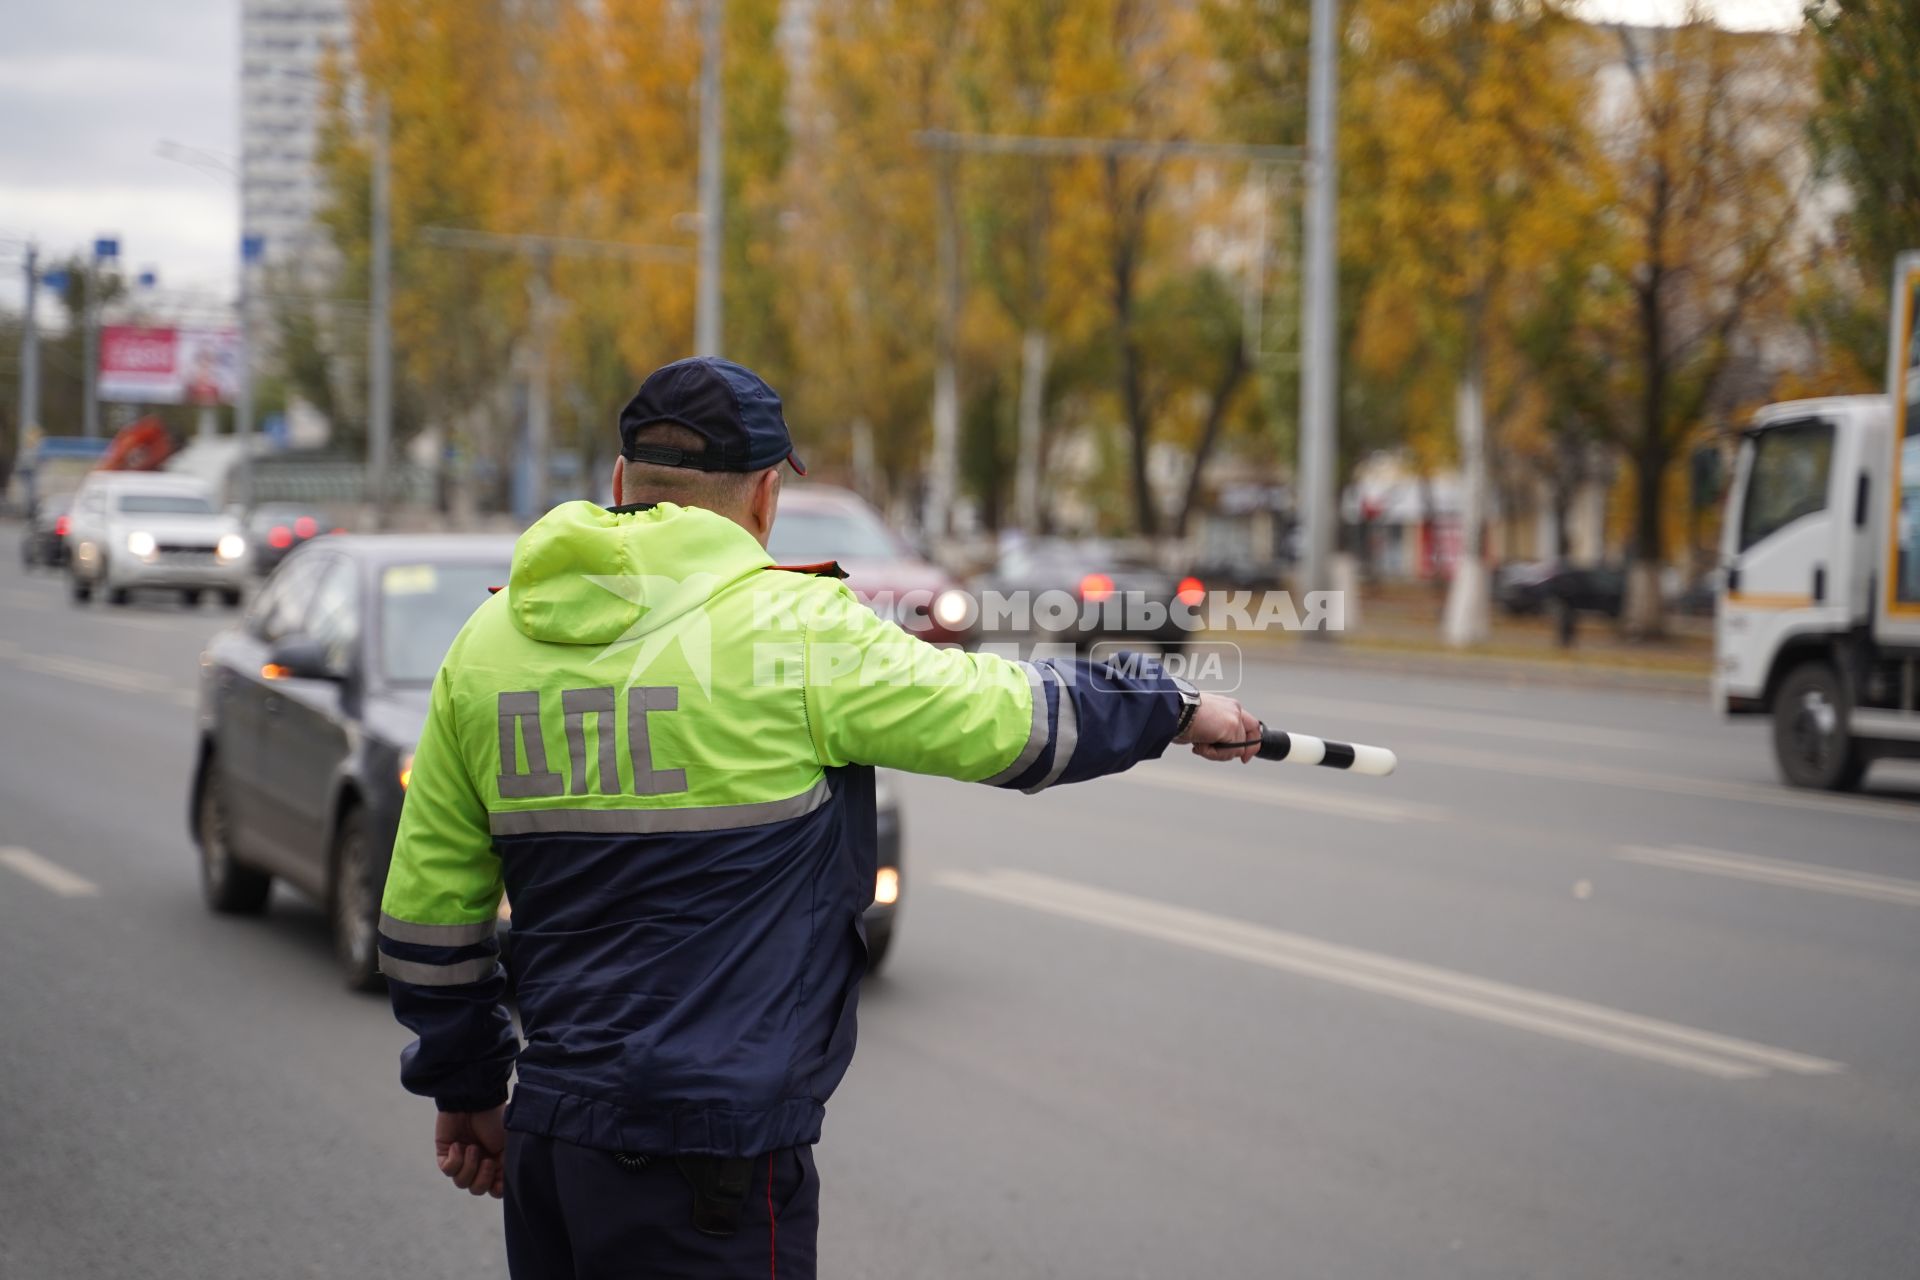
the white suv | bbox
[66,473,249,608]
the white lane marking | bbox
[1424,743,1920,823]
[0,643,195,709]
[0,847,100,898]
[1273,693,1660,752]
[1125,766,1447,825]
[939,868,1844,1081]
[1618,845,1920,907]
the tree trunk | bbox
[1442,336,1491,648]
[1014,327,1049,533]
[1624,441,1669,638]
[1174,341,1249,538]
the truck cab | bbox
[1717,395,1920,787]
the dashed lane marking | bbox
[0,847,100,898]
[940,867,1845,1081]
[1618,845,1920,908]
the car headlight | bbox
[399,753,414,791]
[874,866,900,906]
[126,530,157,559]
[216,533,246,562]
[931,588,973,629]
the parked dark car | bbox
[1494,561,1625,617]
[974,537,1203,653]
[191,534,905,990]
[244,503,344,575]
[19,495,73,569]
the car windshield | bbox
[380,562,508,683]
[117,493,214,515]
[767,505,906,562]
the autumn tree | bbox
[1597,16,1808,636]
[1346,0,1600,645]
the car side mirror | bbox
[265,635,343,682]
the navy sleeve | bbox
[992,656,1183,793]
[382,931,518,1111]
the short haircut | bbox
[620,423,760,512]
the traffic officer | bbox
[379,356,1261,1278]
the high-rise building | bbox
[239,0,352,274]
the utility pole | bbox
[18,244,39,443]
[928,152,960,541]
[369,95,394,529]
[695,0,724,356]
[1296,0,1341,616]
[82,237,118,439]
[526,251,556,515]
[235,233,263,504]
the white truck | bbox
[1715,253,1920,789]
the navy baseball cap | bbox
[618,357,806,475]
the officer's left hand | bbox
[435,1105,508,1198]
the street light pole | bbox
[369,94,394,529]
[1297,0,1341,616]
[695,0,724,356]
[17,244,39,443]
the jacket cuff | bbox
[435,1089,510,1113]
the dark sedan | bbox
[191,534,905,990]
[1494,560,1625,617]
[19,494,73,570]
[974,537,1202,654]
[244,503,345,575]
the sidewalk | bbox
[1225,585,1713,697]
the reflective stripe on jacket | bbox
[380,500,1181,1155]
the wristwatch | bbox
[1171,675,1201,740]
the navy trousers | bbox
[504,1131,820,1280]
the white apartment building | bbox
[240,0,352,274]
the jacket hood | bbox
[506,501,773,646]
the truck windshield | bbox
[1739,420,1833,551]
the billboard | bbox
[97,326,241,406]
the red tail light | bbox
[268,525,293,549]
[293,516,318,538]
[1176,576,1205,606]
[54,515,70,537]
[1079,572,1115,602]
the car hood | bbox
[108,513,239,538]
[362,685,433,750]
[838,557,958,601]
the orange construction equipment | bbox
[95,416,177,472]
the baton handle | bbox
[1256,725,1397,777]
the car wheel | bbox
[1772,663,1867,791]
[70,573,92,604]
[197,758,272,914]
[331,805,384,992]
[864,915,894,975]
[182,589,202,607]
[107,582,130,606]
[221,589,243,609]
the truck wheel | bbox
[1772,663,1867,791]
[70,573,92,604]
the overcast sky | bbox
[0,0,1808,314]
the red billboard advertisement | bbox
[97,326,240,405]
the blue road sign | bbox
[41,270,69,291]
[242,234,266,264]
[93,237,119,261]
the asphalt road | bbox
[3,523,1918,1279]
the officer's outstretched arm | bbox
[379,666,517,1112]
[802,585,1184,790]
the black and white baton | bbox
[1219,724,1398,776]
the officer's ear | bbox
[610,455,627,507]
[746,467,780,546]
